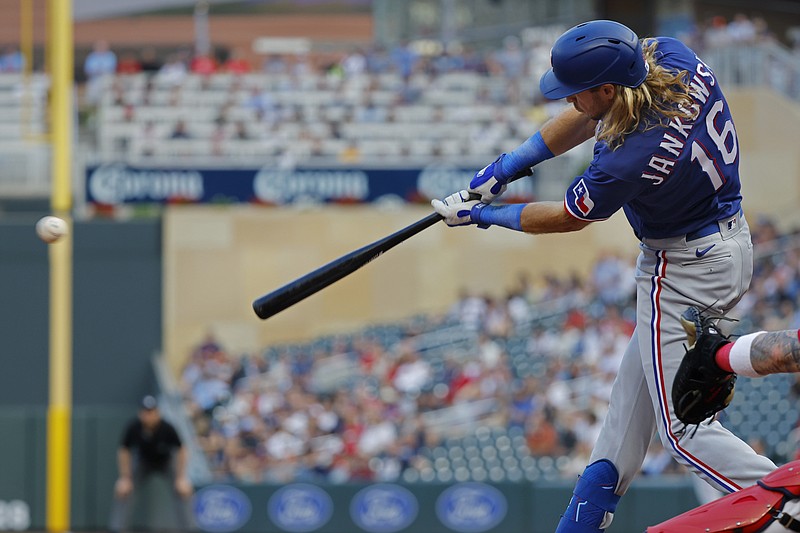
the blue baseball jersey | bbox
[563,37,742,239]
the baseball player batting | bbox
[432,20,777,532]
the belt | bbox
[685,208,744,242]
[685,221,720,241]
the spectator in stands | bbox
[354,97,386,122]
[338,140,361,163]
[753,17,777,44]
[221,47,252,75]
[341,47,367,77]
[462,45,490,74]
[262,54,288,74]
[484,296,513,337]
[139,47,162,73]
[210,116,228,157]
[506,288,532,327]
[448,288,488,331]
[243,86,278,124]
[291,52,316,77]
[157,52,189,88]
[390,40,419,79]
[138,121,160,157]
[0,46,24,73]
[169,120,192,139]
[727,13,758,44]
[509,378,539,428]
[83,40,117,106]
[526,407,562,456]
[358,406,398,456]
[432,48,467,74]
[109,396,193,533]
[365,44,392,74]
[232,120,254,140]
[703,15,732,50]
[590,251,635,306]
[116,52,142,75]
[191,51,217,76]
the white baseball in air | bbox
[36,216,68,243]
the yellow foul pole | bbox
[46,0,74,531]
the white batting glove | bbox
[431,190,481,227]
[469,154,534,204]
[469,156,507,204]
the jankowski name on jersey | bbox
[643,57,720,186]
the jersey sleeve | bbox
[120,420,137,449]
[164,422,183,448]
[563,164,644,221]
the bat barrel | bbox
[252,212,442,320]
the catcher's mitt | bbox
[672,306,736,426]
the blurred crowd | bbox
[79,12,783,87]
[178,217,800,484]
[87,34,549,163]
[680,13,777,54]
[77,12,797,164]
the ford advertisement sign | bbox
[193,485,252,533]
[350,484,418,533]
[435,483,508,532]
[267,484,333,532]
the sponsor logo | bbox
[268,484,333,533]
[193,485,252,533]
[87,163,204,205]
[695,244,716,257]
[350,484,418,533]
[416,164,478,200]
[253,168,369,203]
[435,483,508,533]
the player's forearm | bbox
[749,330,800,375]
[117,449,132,478]
[175,447,189,478]
[501,107,596,176]
[540,106,597,156]
[520,201,591,234]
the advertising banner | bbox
[84,163,537,206]
[189,482,523,533]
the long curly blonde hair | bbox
[596,38,697,150]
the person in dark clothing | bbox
[109,395,194,532]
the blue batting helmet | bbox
[539,20,648,99]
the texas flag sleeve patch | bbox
[572,178,595,216]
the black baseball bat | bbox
[252,170,531,320]
[252,211,441,319]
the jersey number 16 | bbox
[690,99,738,191]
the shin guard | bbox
[556,459,621,533]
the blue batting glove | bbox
[469,154,512,203]
[431,190,482,227]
